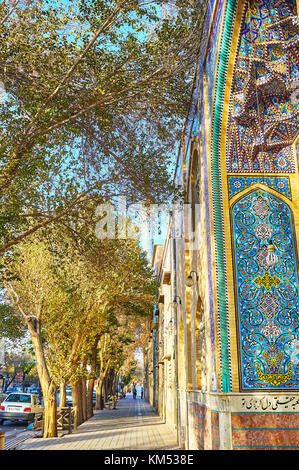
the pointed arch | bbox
[231,188,299,391]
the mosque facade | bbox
[145,0,299,450]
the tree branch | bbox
[0,188,93,253]
[0,0,21,26]
[19,0,127,144]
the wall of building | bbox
[145,0,299,451]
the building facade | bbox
[145,0,299,450]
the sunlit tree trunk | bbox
[28,319,57,438]
[95,358,111,410]
[87,377,95,419]
[81,366,87,422]
[95,377,104,410]
[59,382,66,408]
[72,380,83,427]
[103,377,107,404]
[42,381,57,438]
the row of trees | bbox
[0,210,157,437]
[0,0,205,438]
[0,0,204,254]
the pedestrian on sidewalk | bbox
[113,393,117,409]
[141,386,144,399]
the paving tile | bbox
[17,396,179,450]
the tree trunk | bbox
[87,377,95,419]
[103,377,107,404]
[42,381,57,438]
[94,357,111,410]
[95,378,104,410]
[112,373,116,395]
[28,320,57,438]
[4,374,16,392]
[59,382,66,408]
[81,374,87,423]
[87,336,99,419]
[72,380,83,427]
[106,371,113,396]
[113,373,118,395]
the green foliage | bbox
[0,0,203,253]
[1,212,157,386]
[0,0,206,400]
[0,302,26,340]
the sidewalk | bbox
[17,396,179,450]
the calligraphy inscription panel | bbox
[231,394,299,413]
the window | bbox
[33,396,41,405]
[5,394,31,403]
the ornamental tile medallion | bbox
[261,320,281,341]
[256,244,271,270]
[231,190,299,390]
[259,292,280,319]
[254,272,281,290]
[255,223,272,240]
[252,196,270,220]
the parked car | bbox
[0,392,43,424]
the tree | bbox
[1,216,157,436]
[3,240,61,437]
[0,344,36,392]
[0,0,204,253]
[0,302,26,341]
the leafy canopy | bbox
[0,0,204,253]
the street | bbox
[0,420,30,449]
[0,419,27,434]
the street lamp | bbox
[266,240,278,268]
[172,296,181,309]
[185,271,199,287]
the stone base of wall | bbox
[231,412,299,450]
[186,391,299,450]
[188,402,219,449]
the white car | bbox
[0,392,43,424]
